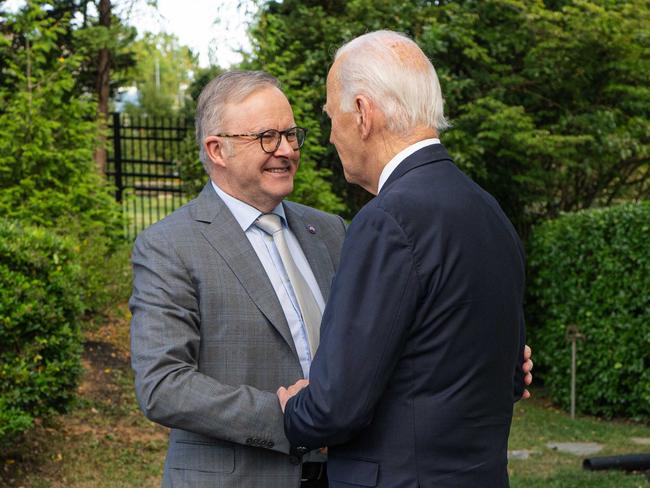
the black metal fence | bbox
[106,112,191,239]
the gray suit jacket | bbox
[130,183,346,487]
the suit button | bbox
[268,440,275,448]
[289,455,301,465]
[296,446,309,455]
[245,437,253,445]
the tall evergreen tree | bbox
[0,3,121,241]
[15,0,141,172]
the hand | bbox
[277,379,309,412]
[522,345,533,399]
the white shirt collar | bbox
[211,181,286,231]
[377,138,441,193]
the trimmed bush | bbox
[527,202,650,419]
[0,220,84,444]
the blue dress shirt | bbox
[211,181,325,378]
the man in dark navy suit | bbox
[278,30,528,487]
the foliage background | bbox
[0,4,125,306]
[0,4,132,446]
[527,202,650,420]
[121,32,197,118]
[243,0,650,234]
[0,4,122,238]
[0,220,84,445]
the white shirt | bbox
[211,181,325,378]
[377,138,441,194]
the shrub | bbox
[78,238,133,322]
[0,5,125,316]
[0,220,84,444]
[527,202,650,419]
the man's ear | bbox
[355,95,374,139]
[204,136,227,169]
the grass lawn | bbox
[509,394,649,487]
[2,307,648,487]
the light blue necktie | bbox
[255,213,321,355]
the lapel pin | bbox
[306,224,317,234]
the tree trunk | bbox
[94,0,111,174]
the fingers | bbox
[522,344,533,400]
[523,359,533,374]
[522,344,533,374]
[288,379,309,394]
[277,379,310,413]
[277,386,290,413]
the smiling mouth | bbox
[264,167,290,174]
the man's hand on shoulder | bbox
[522,345,533,399]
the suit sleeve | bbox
[129,228,290,454]
[284,205,420,448]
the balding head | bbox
[332,30,448,135]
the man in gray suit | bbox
[130,71,346,487]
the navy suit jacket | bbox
[284,144,526,487]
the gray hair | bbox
[334,30,449,134]
[195,70,281,171]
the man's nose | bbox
[274,133,296,156]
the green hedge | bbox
[0,220,84,444]
[527,202,650,419]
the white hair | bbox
[195,71,281,172]
[334,30,449,134]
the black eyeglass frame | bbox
[214,126,307,154]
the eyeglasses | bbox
[214,126,307,154]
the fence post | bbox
[112,112,123,202]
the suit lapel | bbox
[284,202,335,304]
[192,184,297,357]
